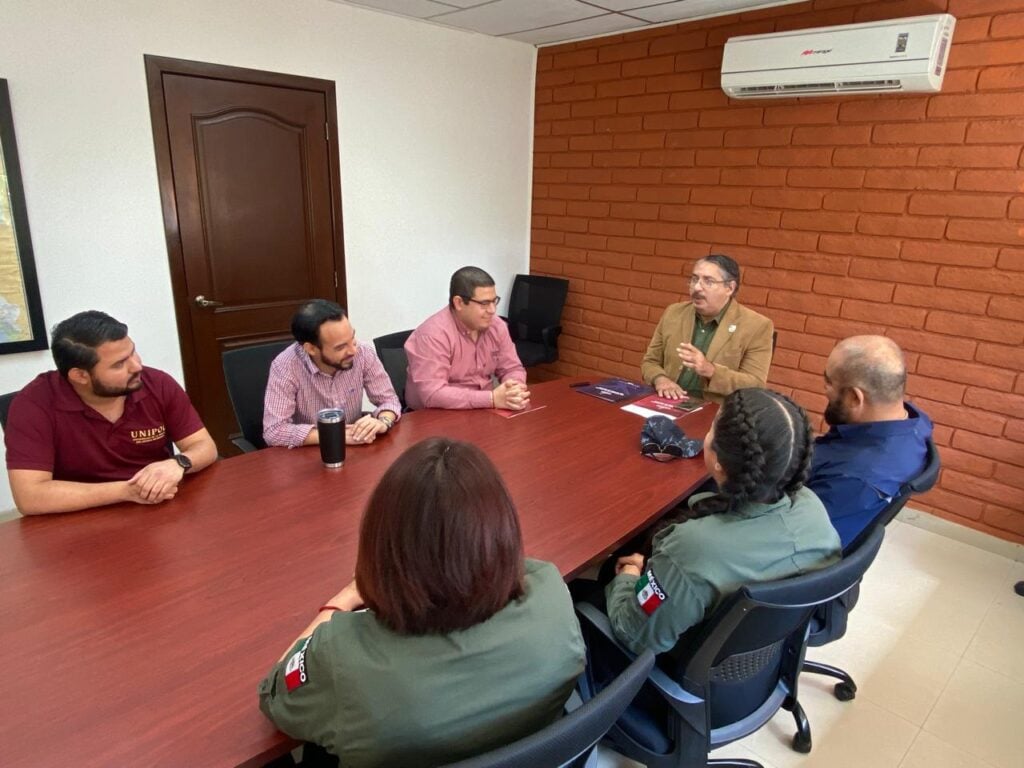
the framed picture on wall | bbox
[0,78,47,354]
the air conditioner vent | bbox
[837,79,902,90]
[733,79,904,97]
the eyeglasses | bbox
[464,296,501,309]
[688,275,732,289]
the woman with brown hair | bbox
[259,437,585,767]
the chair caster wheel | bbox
[834,682,857,701]
[792,732,812,754]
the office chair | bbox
[0,390,19,431]
[502,274,569,367]
[372,330,413,411]
[441,649,655,768]
[801,437,941,706]
[576,525,885,767]
[221,340,291,452]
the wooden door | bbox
[145,56,346,453]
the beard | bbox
[824,396,851,427]
[322,356,355,372]
[91,373,142,398]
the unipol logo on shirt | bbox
[635,567,667,615]
[130,425,167,445]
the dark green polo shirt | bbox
[677,302,731,395]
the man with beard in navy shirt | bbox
[807,335,933,547]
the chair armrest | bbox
[575,603,702,707]
[645,663,702,707]
[575,602,633,702]
[576,602,628,651]
[231,436,259,453]
[541,325,562,350]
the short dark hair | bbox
[449,266,495,309]
[291,299,347,346]
[697,254,741,294]
[356,437,525,635]
[694,388,813,517]
[50,311,129,377]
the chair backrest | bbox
[442,650,656,768]
[505,274,569,344]
[0,390,19,431]
[843,436,940,555]
[666,526,885,726]
[907,436,941,494]
[221,340,291,450]
[373,330,413,410]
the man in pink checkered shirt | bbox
[263,300,401,448]
[405,267,530,411]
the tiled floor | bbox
[595,519,1024,768]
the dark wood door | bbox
[146,56,346,453]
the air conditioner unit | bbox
[721,14,956,99]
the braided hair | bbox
[691,388,814,518]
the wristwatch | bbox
[378,414,395,432]
[174,453,193,473]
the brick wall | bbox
[530,0,1024,543]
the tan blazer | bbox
[640,300,774,404]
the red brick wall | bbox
[530,0,1024,543]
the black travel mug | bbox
[317,408,345,468]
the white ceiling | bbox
[331,0,807,46]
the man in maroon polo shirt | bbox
[4,310,217,515]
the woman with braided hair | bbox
[605,388,841,654]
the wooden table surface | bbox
[0,379,714,767]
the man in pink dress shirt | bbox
[263,300,401,448]
[405,267,530,411]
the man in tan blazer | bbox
[641,255,773,404]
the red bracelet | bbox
[318,605,343,613]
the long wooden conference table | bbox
[0,379,715,767]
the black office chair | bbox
[0,390,19,431]
[577,525,885,767]
[221,340,291,452]
[441,649,655,768]
[502,274,569,367]
[800,437,941,706]
[372,330,413,411]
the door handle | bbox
[194,295,224,308]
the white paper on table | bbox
[621,404,680,419]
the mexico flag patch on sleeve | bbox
[635,567,667,615]
[284,636,312,693]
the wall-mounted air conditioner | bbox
[721,14,956,99]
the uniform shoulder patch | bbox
[635,567,667,615]
[284,636,312,692]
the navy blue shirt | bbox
[807,403,933,548]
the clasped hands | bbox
[346,414,389,444]
[125,458,186,505]
[615,553,645,578]
[493,380,531,411]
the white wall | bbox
[0,0,536,512]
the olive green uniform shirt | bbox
[259,559,585,767]
[606,487,841,655]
